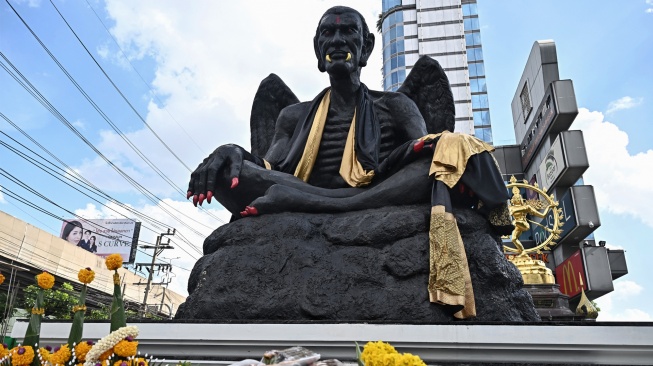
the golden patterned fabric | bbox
[340,110,375,187]
[488,202,513,227]
[428,206,476,319]
[429,131,495,188]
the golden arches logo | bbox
[560,261,579,295]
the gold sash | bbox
[294,90,374,187]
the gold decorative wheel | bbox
[504,176,564,256]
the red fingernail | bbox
[240,210,248,217]
[231,177,239,189]
[413,140,424,152]
[198,193,205,205]
[246,206,258,215]
[186,191,192,199]
[192,195,199,207]
[207,191,213,203]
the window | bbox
[392,72,398,85]
[462,3,478,17]
[384,45,391,60]
[471,77,486,93]
[467,48,476,61]
[474,48,483,61]
[397,54,405,67]
[469,63,485,77]
[391,56,397,69]
[391,42,397,55]
[397,40,404,53]
[396,25,404,37]
[520,81,532,121]
[398,69,406,84]
[384,59,391,75]
[472,94,488,109]
[465,32,481,47]
[473,111,491,127]
[390,27,396,39]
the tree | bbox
[21,282,77,320]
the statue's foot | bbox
[240,206,259,217]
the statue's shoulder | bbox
[370,89,420,114]
[279,101,312,120]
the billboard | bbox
[59,219,140,263]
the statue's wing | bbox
[250,73,300,157]
[397,56,455,134]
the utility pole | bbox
[137,228,175,317]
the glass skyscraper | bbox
[380,0,493,143]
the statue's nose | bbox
[332,30,346,45]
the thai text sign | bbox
[555,249,587,298]
[59,218,140,263]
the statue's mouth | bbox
[326,51,352,63]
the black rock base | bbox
[176,205,540,322]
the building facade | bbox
[380,0,493,143]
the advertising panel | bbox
[555,249,587,298]
[538,134,565,190]
[60,218,140,263]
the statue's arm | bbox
[263,102,309,168]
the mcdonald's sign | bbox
[555,250,587,298]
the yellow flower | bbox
[0,344,9,358]
[10,346,34,366]
[49,344,72,366]
[113,360,127,366]
[74,341,93,362]
[38,347,51,362]
[113,339,138,357]
[99,348,113,361]
[78,268,95,284]
[105,254,123,271]
[0,272,5,286]
[36,271,55,290]
[359,342,424,366]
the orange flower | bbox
[113,340,138,357]
[78,268,95,284]
[105,254,123,271]
[74,341,93,362]
[36,271,55,290]
[10,346,34,366]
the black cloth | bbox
[276,84,380,175]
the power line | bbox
[0,53,217,235]
[81,0,208,158]
[48,0,194,173]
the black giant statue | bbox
[181,6,539,322]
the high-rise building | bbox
[380,0,493,143]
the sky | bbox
[0,0,651,321]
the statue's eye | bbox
[321,29,331,36]
[348,27,356,33]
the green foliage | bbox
[21,282,77,320]
[86,304,162,321]
[591,300,601,312]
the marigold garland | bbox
[38,347,51,362]
[0,272,5,286]
[133,357,148,366]
[49,344,72,366]
[113,339,138,357]
[36,271,55,290]
[31,307,45,315]
[78,268,95,284]
[72,305,87,313]
[105,254,123,271]
[360,341,425,366]
[84,325,139,366]
[9,346,34,366]
[0,344,9,358]
[74,341,93,362]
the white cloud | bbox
[647,0,653,13]
[595,280,651,321]
[572,108,653,228]
[14,0,41,8]
[606,96,643,114]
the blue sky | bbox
[0,0,651,320]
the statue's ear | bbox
[314,35,326,73]
[359,33,375,67]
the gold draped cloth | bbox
[292,90,496,319]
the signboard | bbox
[531,185,599,248]
[60,219,140,263]
[537,131,589,192]
[555,249,586,298]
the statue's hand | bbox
[187,144,247,206]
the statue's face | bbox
[316,12,365,76]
